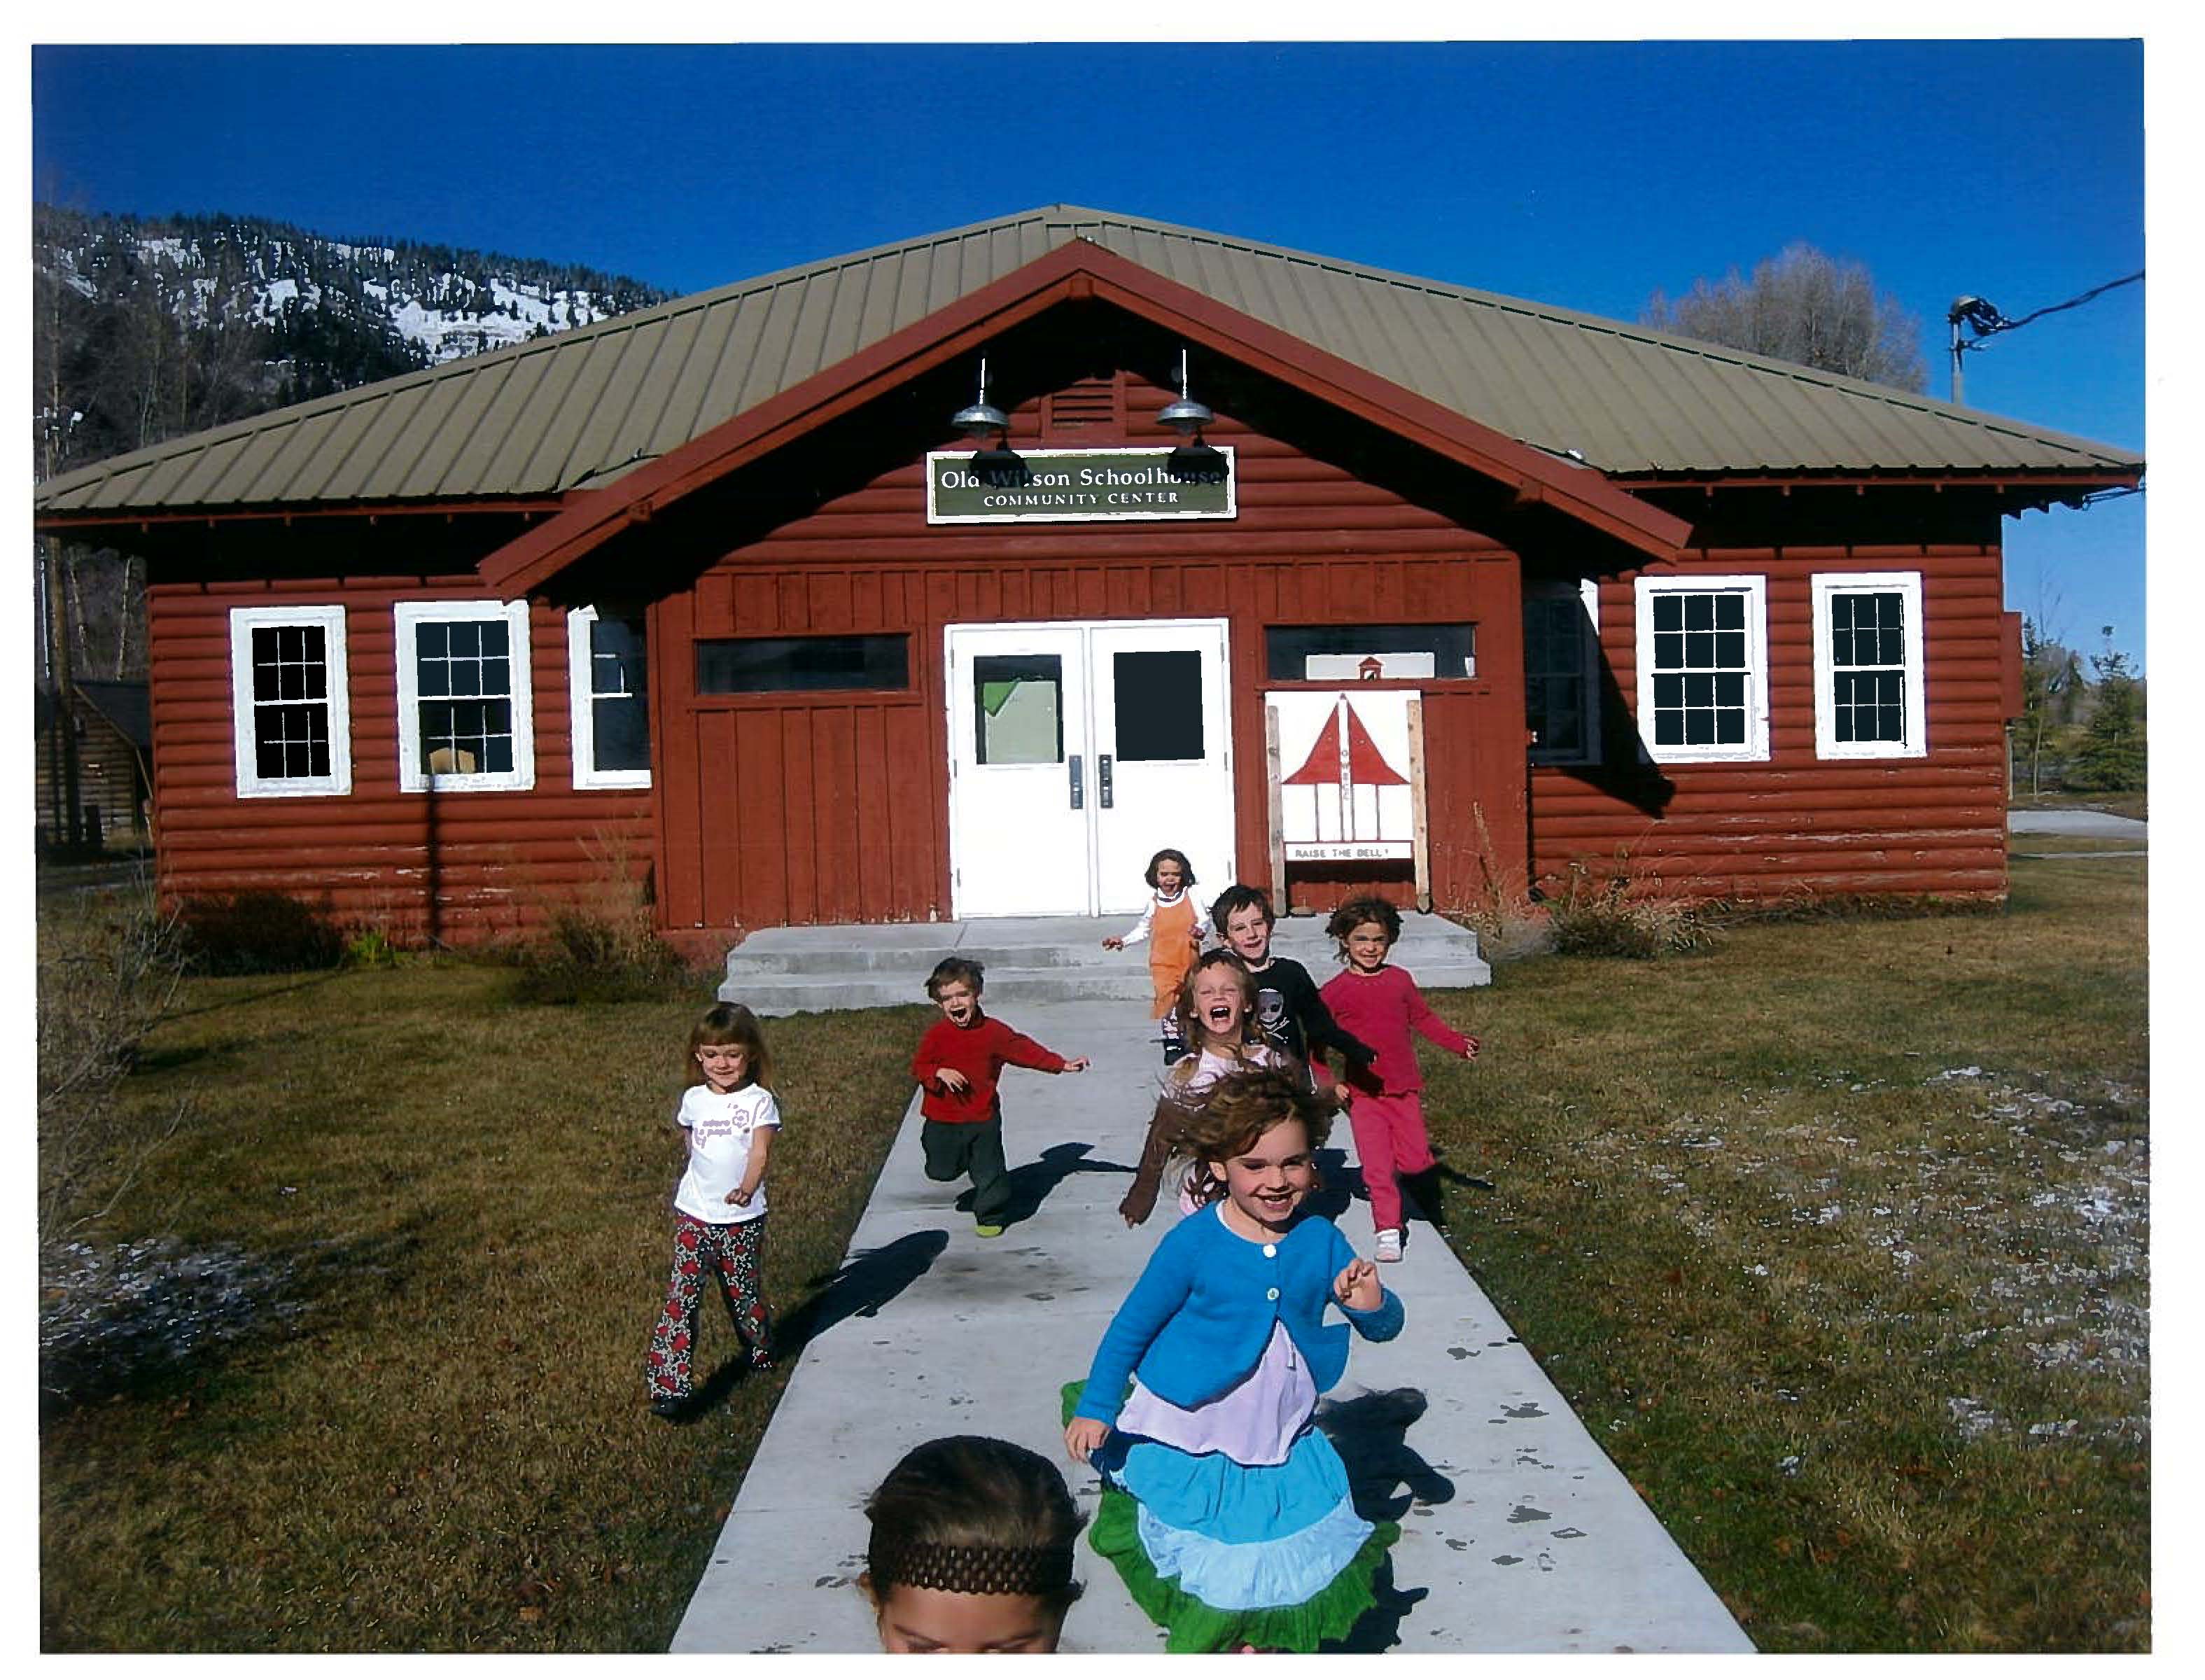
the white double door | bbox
[946,619,1235,918]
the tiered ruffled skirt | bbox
[1062,1380,1396,1653]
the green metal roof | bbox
[34,204,2140,517]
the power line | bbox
[1958,271,2144,346]
[1946,270,2142,402]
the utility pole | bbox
[1946,295,2003,404]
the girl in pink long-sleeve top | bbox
[1310,896,1478,1263]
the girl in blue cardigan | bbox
[1063,1068,1403,1653]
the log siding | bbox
[1528,545,2011,902]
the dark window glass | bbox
[414,616,518,775]
[249,624,332,779]
[1647,588,1753,749]
[255,706,330,778]
[594,696,650,771]
[1112,650,1203,761]
[1524,594,1592,759]
[1263,622,1476,681]
[1835,669,1905,743]
[696,635,909,694]
[588,615,650,772]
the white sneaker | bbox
[1373,1228,1404,1263]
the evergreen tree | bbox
[2071,652,2146,792]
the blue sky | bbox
[29,35,2149,668]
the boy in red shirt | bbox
[912,958,1090,1237]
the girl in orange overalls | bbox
[1102,848,1211,1064]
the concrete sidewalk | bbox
[670,995,1754,1654]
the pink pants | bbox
[1347,1089,1436,1235]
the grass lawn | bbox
[40,854,2147,1652]
[1415,853,2148,1652]
[38,946,933,1653]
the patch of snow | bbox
[1947,1396,2000,1439]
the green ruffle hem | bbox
[1062,1380,1399,1654]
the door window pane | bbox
[974,656,1063,764]
[1112,650,1204,761]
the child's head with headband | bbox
[862,1435,1085,1653]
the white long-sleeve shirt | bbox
[1114,887,1212,947]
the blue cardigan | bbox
[1074,1203,1404,1422]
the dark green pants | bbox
[921,1114,1011,1222]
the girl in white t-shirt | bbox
[646,1002,780,1418]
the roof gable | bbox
[479,238,1694,594]
[36,203,2141,524]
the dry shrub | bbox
[506,831,695,1004]
[1547,849,1720,958]
[37,884,192,1284]
[1458,801,1552,958]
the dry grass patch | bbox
[1411,854,2147,1652]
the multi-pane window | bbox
[1524,581,1601,764]
[1633,575,1769,762]
[567,608,650,788]
[229,605,351,797]
[1812,572,1926,758]
[394,601,535,792]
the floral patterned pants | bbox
[645,1212,771,1399]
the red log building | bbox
[32,207,2143,944]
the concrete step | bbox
[720,913,1490,1018]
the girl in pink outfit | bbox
[1310,897,1478,1263]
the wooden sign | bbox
[925,447,1236,524]
[1265,690,1420,862]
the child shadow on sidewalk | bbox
[778,1228,951,1357]
[662,1228,953,1423]
[1315,1386,1453,1653]
[954,1141,1134,1231]
[1308,1145,1361,1223]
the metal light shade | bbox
[1156,395,1214,435]
[1158,346,1212,435]
[953,356,1009,440]
[952,399,1010,439]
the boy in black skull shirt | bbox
[1209,883,1376,1100]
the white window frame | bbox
[1812,571,1927,760]
[566,606,652,790]
[228,604,352,798]
[394,598,536,792]
[1633,573,1770,764]
[1525,578,1604,766]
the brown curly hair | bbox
[1325,895,1401,957]
[1177,1067,1332,1208]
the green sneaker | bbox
[974,1222,1006,1238]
